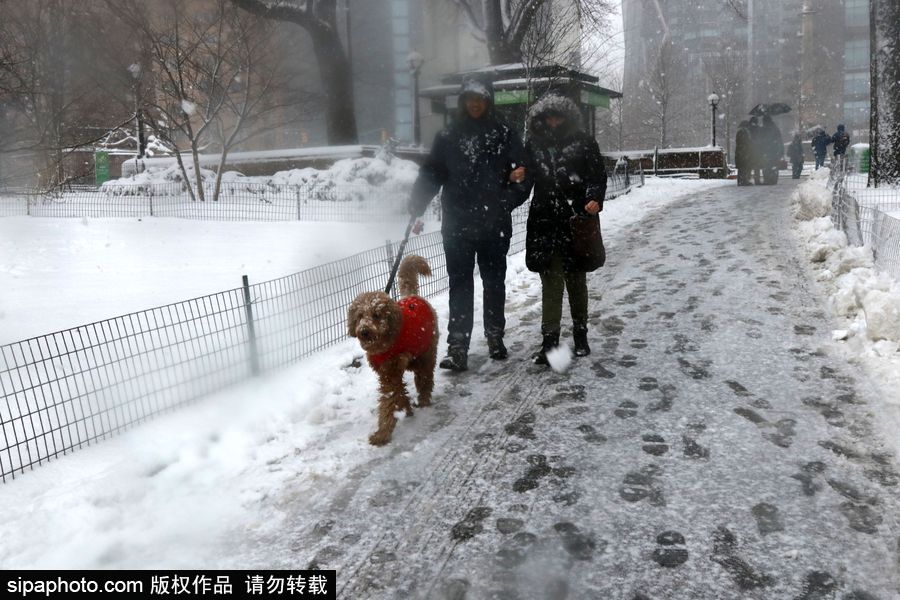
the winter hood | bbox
[528,94,582,137]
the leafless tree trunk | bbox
[229,0,358,145]
[869,0,900,186]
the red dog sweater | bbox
[367,296,436,369]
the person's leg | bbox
[565,270,590,356]
[475,232,511,345]
[534,253,564,364]
[442,234,476,368]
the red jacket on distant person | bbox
[367,296,435,369]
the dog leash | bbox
[384,216,418,294]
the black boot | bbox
[532,332,559,366]
[487,335,508,360]
[573,323,590,357]
[439,346,468,371]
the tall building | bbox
[622,0,871,151]
[842,0,870,139]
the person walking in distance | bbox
[811,127,831,170]
[788,133,804,179]
[519,94,607,365]
[408,79,527,371]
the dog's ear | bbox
[347,298,360,337]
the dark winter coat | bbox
[811,130,831,157]
[760,116,784,166]
[523,95,607,273]
[832,125,850,156]
[409,80,526,239]
[735,122,753,169]
[788,136,804,164]
[748,118,764,168]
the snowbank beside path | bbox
[106,156,420,193]
[0,177,729,569]
[792,177,900,457]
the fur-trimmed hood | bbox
[528,94,582,138]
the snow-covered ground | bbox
[792,168,900,459]
[0,218,437,346]
[0,176,730,569]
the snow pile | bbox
[106,156,418,198]
[791,178,832,220]
[792,175,900,450]
[265,156,419,196]
[794,197,897,343]
[862,290,900,341]
[103,163,217,191]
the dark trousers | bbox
[539,253,588,336]
[444,232,510,350]
[737,168,751,186]
[815,154,825,170]
[792,162,803,179]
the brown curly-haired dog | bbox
[347,255,439,446]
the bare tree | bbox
[636,42,688,148]
[869,0,900,186]
[112,0,311,202]
[229,0,357,145]
[449,0,615,65]
[0,0,134,187]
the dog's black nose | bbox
[359,327,371,340]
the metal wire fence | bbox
[0,181,438,222]
[0,169,638,221]
[0,201,535,482]
[0,168,641,482]
[830,164,900,280]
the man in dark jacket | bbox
[788,133,804,179]
[522,94,606,364]
[408,79,526,371]
[811,128,831,170]
[832,124,851,157]
[734,120,753,185]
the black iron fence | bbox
[0,168,642,482]
[830,164,900,280]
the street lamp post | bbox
[407,51,424,146]
[708,92,720,147]
[129,63,147,160]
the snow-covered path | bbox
[242,181,900,599]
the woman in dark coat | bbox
[520,94,606,364]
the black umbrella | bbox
[749,103,792,116]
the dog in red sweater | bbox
[347,255,439,446]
